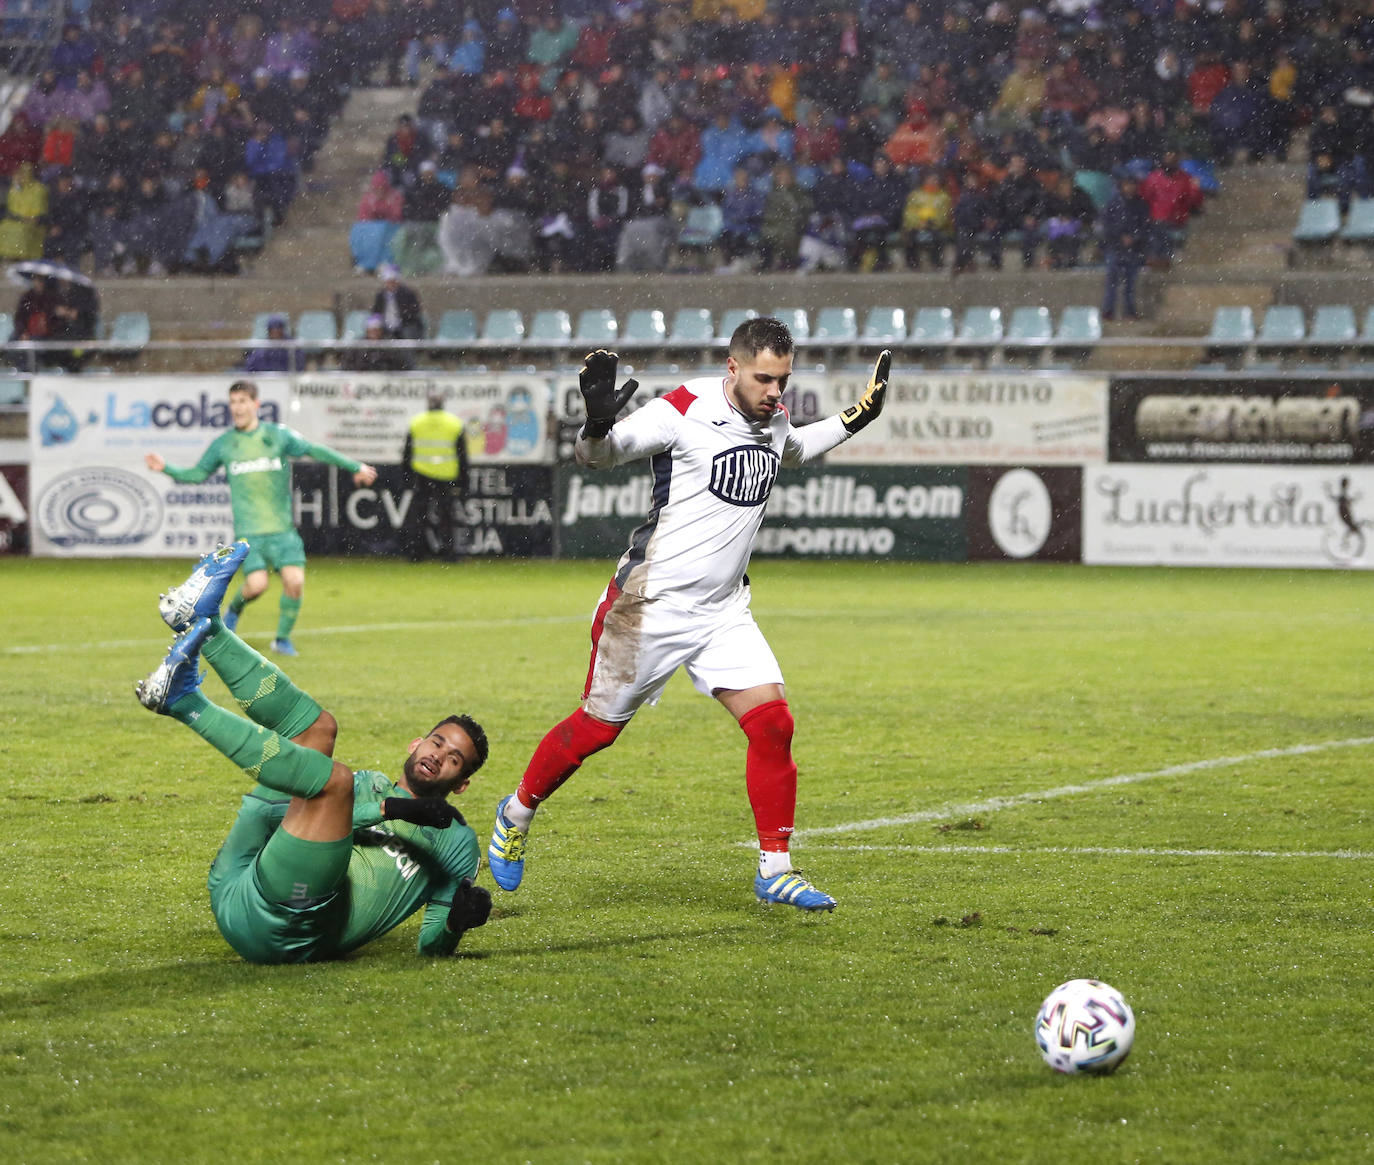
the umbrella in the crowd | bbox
[6,259,96,288]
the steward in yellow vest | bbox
[401,393,469,560]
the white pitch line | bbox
[798,843,1374,860]
[1,614,585,655]
[793,736,1374,840]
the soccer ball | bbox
[1035,978,1135,1075]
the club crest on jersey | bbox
[709,445,780,507]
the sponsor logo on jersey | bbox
[709,445,780,507]
[228,455,284,476]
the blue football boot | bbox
[136,617,214,714]
[159,541,249,631]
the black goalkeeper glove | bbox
[447,876,492,934]
[839,349,891,435]
[382,797,466,829]
[579,349,640,439]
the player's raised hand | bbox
[447,876,493,934]
[353,463,377,486]
[839,349,891,435]
[145,452,166,472]
[383,796,466,828]
[579,349,640,438]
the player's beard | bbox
[402,752,461,798]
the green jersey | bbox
[208,771,480,962]
[163,422,361,537]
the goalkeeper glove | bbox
[382,797,466,828]
[447,876,492,934]
[579,349,640,439]
[839,349,891,435]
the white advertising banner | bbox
[290,371,554,465]
[820,370,1108,465]
[1082,464,1374,569]
[28,375,292,557]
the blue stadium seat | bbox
[952,306,1004,357]
[296,310,338,345]
[1338,197,1374,244]
[770,308,810,343]
[812,306,858,345]
[906,306,955,349]
[1205,306,1255,349]
[1294,198,1340,247]
[667,308,714,347]
[106,311,151,358]
[715,308,757,345]
[0,378,26,405]
[479,309,525,347]
[435,309,479,344]
[1255,305,1305,352]
[1307,305,1357,354]
[574,308,618,349]
[1052,306,1102,356]
[527,309,573,348]
[620,309,667,350]
[860,307,907,345]
[341,310,371,341]
[1004,306,1053,358]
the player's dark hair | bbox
[430,714,489,776]
[730,316,794,361]
[228,379,259,400]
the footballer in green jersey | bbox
[137,542,493,964]
[145,380,378,657]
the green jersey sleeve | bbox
[280,425,363,474]
[162,434,228,484]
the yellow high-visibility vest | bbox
[409,409,463,481]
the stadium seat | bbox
[0,378,26,405]
[341,310,370,341]
[1357,306,1374,351]
[715,308,756,345]
[674,202,725,268]
[0,311,11,342]
[106,311,151,358]
[1255,305,1305,354]
[1293,198,1341,247]
[1339,197,1374,244]
[906,306,955,349]
[527,309,573,348]
[1307,305,1357,354]
[1003,306,1053,360]
[952,306,1004,360]
[251,312,281,340]
[860,307,907,345]
[1051,306,1102,357]
[667,308,714,347]
[619,309,667,350]
[1073,169,1116,210]
[573,308,618,348]
[479,309,525,347]
[811,306,858,344]
[1204,306,1255,364]
[435,309,478,344]
[296,310,338,346]
[770,308,810,342]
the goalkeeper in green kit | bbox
[145,379,378,657]
[135,541,493,963]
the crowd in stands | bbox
[346,0,1364,284]
[0,2,394,275]
[4,0,1371,289]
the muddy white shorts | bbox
[581,581,784,723]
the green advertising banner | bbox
[555,464,967,561]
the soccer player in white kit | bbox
[488,316,891,911]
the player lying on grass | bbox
[487,317,891,913]
[135,541,492,964]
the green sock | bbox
[201,618,321,736]
[169,691,333,798]
[277,595,302,641]
[228,589,247,617]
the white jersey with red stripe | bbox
[576,375,849,607]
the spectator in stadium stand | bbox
[603,112,651,173]
[242,314,305,374]
[469,115,520,185]
[9,271,56,344]
[403,158,450,222]
[1306,104,1359,208]
[995,153,1046,269]
[1139,150,1204,267]
[181,166,258,275]
[486,8,527,75]
[482,322,894,915]
[0,111,41,179]
[340,313,413,373]
[1208,61,1283,162]
[991,58,1047,130]
[43,172,88,266]
[646,111,702,184]
[639,64,677,134]
[849,153,908,273]
[1099,173,1151,322]
[718,165,765,273]
[133,538,492,966]
[38,115,75,180]
[793,105,842,168]
[951,170,1000,275]
[0,161,47,261]
[585,164,633,274]
[744,107,794,166]
[512,66,554,127]
[1118,102,1166,169]
[447,19,486,78]
[616,162,674,273]
[89,170,134,276]
[901,167,953,270]
[884,108,947,171]
[244,121,297,227]
[530,155,586,274]
[693,108,751,194]
[526,11,578,71]
[371,263,426,341]
[1186,51,1232,118]
[381,114,431,189]
[1039,172,1098,269]
[758,161,813,272]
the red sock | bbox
[739,699,797,852]
[516,707,623,809]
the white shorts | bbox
[581,582,784,723]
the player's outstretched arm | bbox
[578,349,640,439]
[838,349,891,435]
[353,463,377,486]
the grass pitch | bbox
[1,556,1371,1164]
